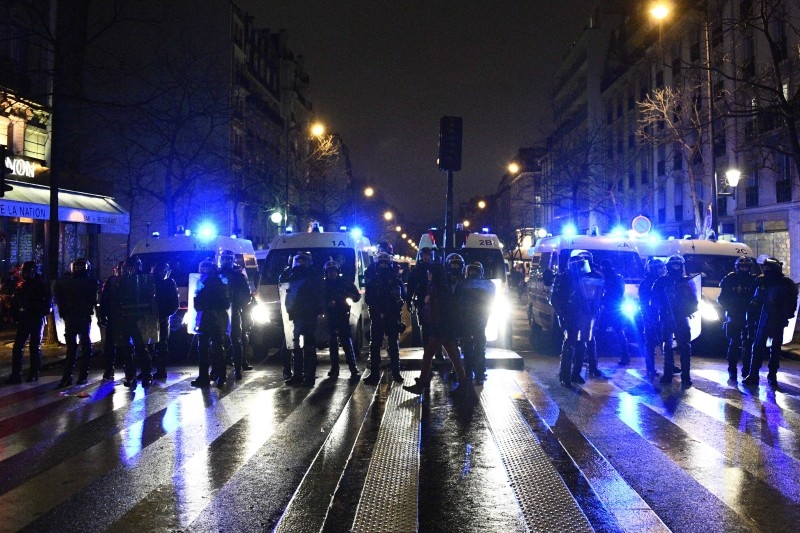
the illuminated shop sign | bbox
[4,156,37,178]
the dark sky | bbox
[247,1,598,226]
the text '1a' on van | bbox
[129,231,257,358]
[253,226,373,357]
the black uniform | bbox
[7,270,51,384]
[152,275,179,377]
[406,258,434,346]
[599,261,630,365]
[651,265,697,386]
[455,275,495,383]
[220,264,251,377]
[637,268,663,377]
[717,269,757,381]
[193,268,231,387]
[551,258,604,386]
[744,265,798,387]
[54,272,99,386]
[281,263,324,386]
[324,274,361,378]
[364,262,405,383]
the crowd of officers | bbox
[552,249,798,390]
[276,242,495,393]
[2,250,254,390]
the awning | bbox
[0,179,130,234]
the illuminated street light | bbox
[649,2,670,20]
[463,220,470,228]
[364,187,374,197]
[395,225,402,232]
[384,211,394,221]
[310,122,326,137]
[507,162,520,174]
[725,169,741,187]
[477,200,486,209]
[270,212,283,224]
[401,233,407,239]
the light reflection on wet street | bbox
[1,298,800,532]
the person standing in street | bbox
[280,252,324,387]
[364,252,405,385]
[598,259,631,366]
[149,262,179,380]
[55,258,99,388]
[99,260,125,381]
[218,250,251,380]
[718,256,758,383]
[323,259,361,380]
[406,246,436,347]
[456,261,495,384]
[191,260,231,388]
[638,258,665,378]
[743,257,798,388]
[652,255,698,388]
[550,250,604,387]
[6,261,51,384]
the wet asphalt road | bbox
[1,300,800,532]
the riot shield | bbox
[278,282,294,348]
[687,274,702,341]
[187,273,233,336]
[578,275,605,317]
[781,282,800,345]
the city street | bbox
[1,300,800,532]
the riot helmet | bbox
[465,261,484,279]
[735,256,755,273]
[152,262,171,280]
[70,258,91,277]
[568,254,590,275]
[198,260,216,274]
[417,247,435,263]
[646,258,665,275]
[218,249,235,270]
[599,259,614,273]
[445,253,465,277]
[324,259,341,276]
[666,254,685,275]
[124,256,142,275]
[375,252,393,270]
[377,241,394,255]
[570,249,593,263]
[21,261,39,280]
[292,252,312,268]
[761,256,782,275]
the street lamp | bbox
[284,120,325,232]
[383,211,394,221]
[477,200,486,209]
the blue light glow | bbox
[648,232,661,243]
[611,226,625,237]
[350,227,363,238]
[563,224,577,236]
[482,227,490,233]
[196,222,217,240]
[621,298,639,320]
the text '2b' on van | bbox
[252,227,373,356]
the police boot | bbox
[282,347,293,381]
[659,343,675,384]
[767,372,778,387]
[285,348,305,385]
[570,342,586,384]
[59,350,77,388]
[388,342,403,383]
[342,339,360,379]
[727,365,737,383]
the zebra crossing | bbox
[0,352,799,532]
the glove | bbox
[406,302,412,312]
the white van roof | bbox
[636,238,753,259]
[131,235,255,256]
[533,234,638,254]
[268,230,372,252]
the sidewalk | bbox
[0,325,69,374]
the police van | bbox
[253,227,373,355]
[527,233,645,341]
[129,233,257,356]
[418,229,512,347]
[636,237,755,346]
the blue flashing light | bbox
[286,226,294,234]
[647,232,661,243]
[230,234,237,239]
[350,227,363,238]
[611,226,625,237]
[563,224,577,236]
[481,227,490,234]
[339,225,348,232]
[184,228,192,236]
[151,231,160,238]
[621,299,639,320]
[197,222,217,241]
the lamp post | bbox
[284,121,325,232]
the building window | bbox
[640,84,648,102]
[674,205,683,221]
[641,168,649,184]
[711,21,723,48]
[658,208,666,223]
[628,172,635,189]
[673,152,683,170]
[655,70,664,87]
[690,29,701,62]
[745,168,759,207]
[657,160,666,176]
[717,197,727,217]
[628,134,635,149]
[23,126,47,160]
[672,56,682,77]
[628,94,635,110]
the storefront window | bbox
[23,126,47,160]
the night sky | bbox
[246,1,598,226]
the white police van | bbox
[636,237,754,347]
[253,226,373,355]
[527,232,645,342]
[129,232,257,356]
[418,229,512,347]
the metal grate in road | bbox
[481,380,594,533]
[351,372,420,532]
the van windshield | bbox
[682,254,748,287]
[260,248,357,285]
[131,251,215,287]
[558,249,644,283]
[460,249,506,280]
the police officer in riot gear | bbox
[638,258,665,378]
[406,246,436,347]
[743,257,798,388]
[456,261,495,384]
[218,250,251,380]
[364,252,405,385]
[280,252,324,387]
[55,258,99,388]
[445,253,465,283]
[6,261,51,384]
[150,262,179,380]
[99,256,158,389]
[550,250,605,387]
[652,254,698,388]
[718,256,758,383]
[599,259,631,366]
[324,260,361,380]
[191,260,231,388]
[364,241,394,285]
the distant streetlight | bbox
[725,169,741,188]
[507,162,520,174]
[401,233,407,239]
[310,122,326,137]
[477,200,486,209]
[384,211,394,221]
[463,220,470,228]
[364,186,374,198]
[270,212,283,224]
[649,2,670,20]
[395,225,402,232]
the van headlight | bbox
[621,298,639,320]
[250,302,272,324]
[485,285,510,342]
[699,299,719,321]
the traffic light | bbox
[0,145,13,197]
[438,116,463,172]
